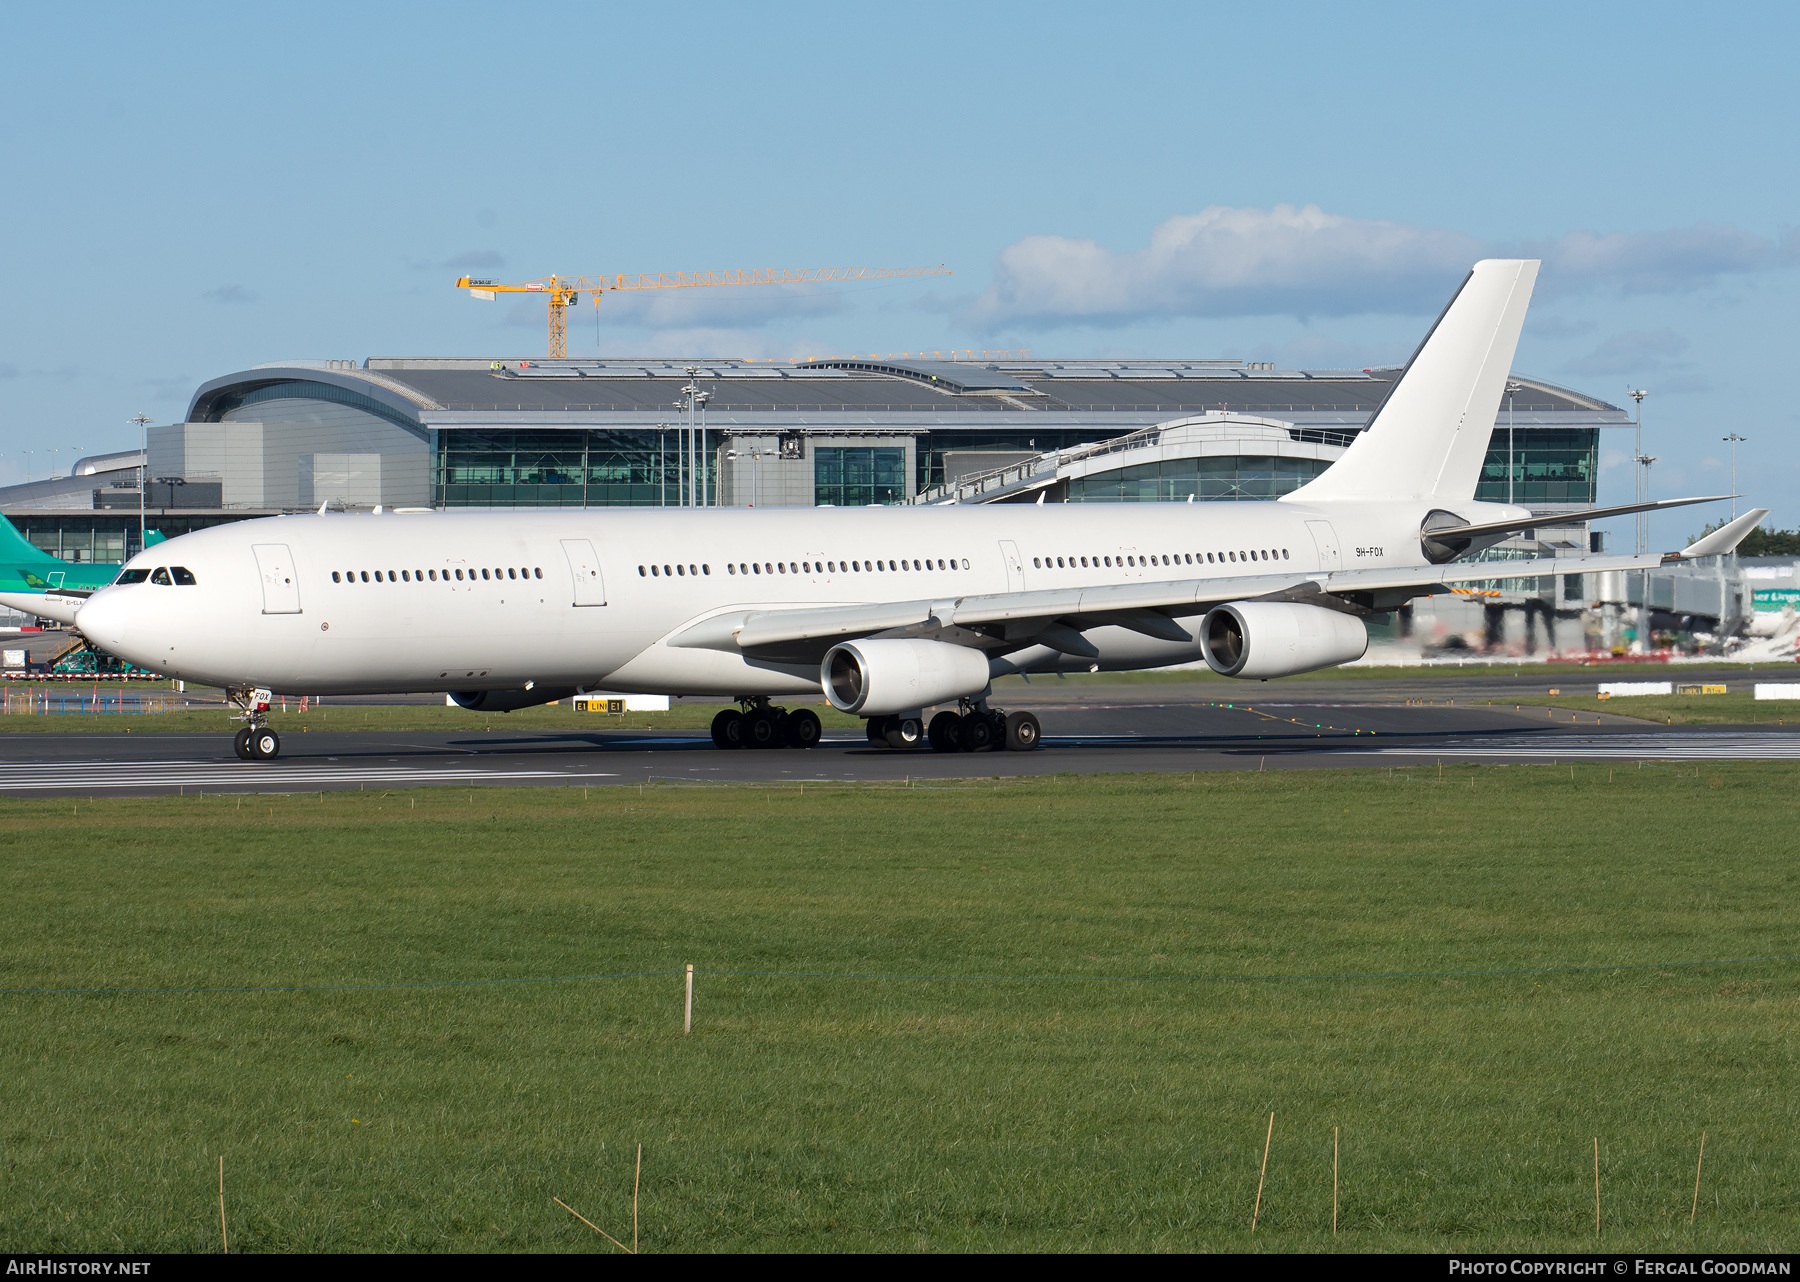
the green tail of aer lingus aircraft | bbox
[0,515,165,621]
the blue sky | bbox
[2,0,1794,546]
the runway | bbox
[0,672,1794,795]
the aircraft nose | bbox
[73,591,131,655]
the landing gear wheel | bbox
[746,710,783,749]
[960,712,995,753]
[927,711,962,753]
[1004,710,1041,752]
[233,727,253,760]
[866,716,891,746]
[884,717,922,751]
[710,709,745,749]
[784,708,822,749]
[250,729,281,760]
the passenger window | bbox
[752,563,761,574]
[332,571,342,583]
[454,569,463,580]
[727,564,736,574]
[703,564,710,575]
[1283,549,1289,559]
[678,565,686,576]
[171,567,197,586]
[507,568,516,579]
[117,569,150,584]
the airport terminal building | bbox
[3,354,1644,647]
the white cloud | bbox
[965,204,1479,329]
[202,284,256,304]
[1532,224,1797,297]
[965,205,1800,331]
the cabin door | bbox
[1304,521,1342,571]
[252,543,302,614]
[999,540,1025,592]
[561,538,607,606]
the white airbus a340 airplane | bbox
[18,259,1764,761]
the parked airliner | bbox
[18,260,1762,760]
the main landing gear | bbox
[228,686,282,761]
[710,698,822,750]
[872,700,1040,753]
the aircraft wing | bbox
[666,548,1686,663]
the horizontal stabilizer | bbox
[1431,494,1734,541]
[1678,508,1770,558]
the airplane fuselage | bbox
[70,497,1511,697]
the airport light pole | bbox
[1723,433,1746,521]
[1634,452,1658,652]
[1505,381,1521,505]
[1627,389,1648,553]
[129,413,152,556]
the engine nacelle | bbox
[448,686,578,714]
[1199,602,1367,679]
[821,639,991,716]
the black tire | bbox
[1004,710,1041,752]
[233,727,253,760]
[746,711,782,749]
[251,729,280,760]
[710,709,745,749]
[865,716,891,746]
[785,707,822,749]
[927,711,962,753]
[961,712,994,752]
[884,716,922,750]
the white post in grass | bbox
[684,963,693,1034]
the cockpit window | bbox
[149,568,172,586]
[116,569,150,585]
[170,567,197,586]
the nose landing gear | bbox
[227,686,283,761]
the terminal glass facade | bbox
[435,429,712,507]
[1475,428,1597,504]
[814,447,906,507]
[1068,455,1333,502]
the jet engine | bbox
[822,639,991,716]
[1199,602,1367,679]
[448,686,578,713]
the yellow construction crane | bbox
[456,264,953,358]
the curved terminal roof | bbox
[186,357,1625,430]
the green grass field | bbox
[4,766,1799,1252]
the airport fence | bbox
[1,687,202,715]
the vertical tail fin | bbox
[0,514,60,564]
[1287,258,1539,503]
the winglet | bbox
[1678,508,1769,558]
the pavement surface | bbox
[1,666,1795,796]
